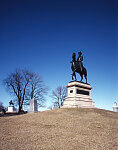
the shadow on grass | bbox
[0,111,27,117]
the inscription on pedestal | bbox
[76,89,89,95]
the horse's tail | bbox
[83,66,87,83]
[83,66,87,77]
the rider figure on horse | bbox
[71,51,87,83]
[77,51,83,72]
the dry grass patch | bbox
[0,108,118,150]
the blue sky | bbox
[0,0,117,111]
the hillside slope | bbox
[0,108,118,150]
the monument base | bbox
[8,106,14,112]
[62,81,95,108]
[29,98,38,113]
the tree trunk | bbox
[18,105,22,113]
[18,98,23,113]
[58,98,60,108]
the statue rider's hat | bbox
[72,52,76,57]
[78,51,82,55]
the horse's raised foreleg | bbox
[72,71,76,81]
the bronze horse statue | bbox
[71,53,87,83]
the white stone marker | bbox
[52,106,59,109]
[29,98,38,112]
[113,102,118,112]
[62,81,95,108]
[8,106,14,112]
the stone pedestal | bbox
[62,81,95,108]
[113,102,118,112]
[29,98,38,112]
[8,106,14,112]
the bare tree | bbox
[3,69,33,113]
[3,69,48,112]
[51,86,67,108]
[25,73,48,107]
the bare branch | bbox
[51,86,67,108]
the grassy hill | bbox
[0,108,118,150]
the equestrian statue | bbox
[71,51,87,83]
[9,100,14,106]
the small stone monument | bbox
[62,81,95,108]
[52,105,59,109]
[8,100,14,112]
[29,98,38,113]
[113,102,118,112]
